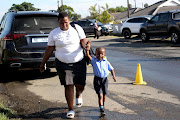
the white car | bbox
[120,15,153,39]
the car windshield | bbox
[12,15,58,34]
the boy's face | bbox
[95,48,105,61]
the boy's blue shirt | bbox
[90,57,114,78]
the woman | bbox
[40,12,89,119]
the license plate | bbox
[32,37,48,43]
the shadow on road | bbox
[0,68,57,83]
[15,106,116,120]
[17,107,67,119]
[92,36,180,48]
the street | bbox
[0,36,180,120]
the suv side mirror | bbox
[148,20,153,23]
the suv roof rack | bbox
[49,10,58,13]
[8,10,17,13]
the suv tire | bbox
[123,29,131,39]
[140,29,150,42]
[171,30,179,44]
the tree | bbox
[57,5,81,21]
[115,6,127,12]
[100,4,114,23]
[89,4,100,20]
[71,13,81,21]
[144,3,149,8]
[128,4,132,9]
[89,3,113,23]
[108,8,116,13]
[9,2,40,11]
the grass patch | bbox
[0,101,19,120]
[0,113,9,120]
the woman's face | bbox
[58,16,70,31]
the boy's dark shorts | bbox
[55,58,86,86]
[93,76,108,95]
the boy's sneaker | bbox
[100,108,106,116]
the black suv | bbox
[0,10,58,70]
[70,19,113,36]
[140,10,180,43]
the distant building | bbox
[112,0,180,23]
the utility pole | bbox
[61,0,64,11]
[127,0,130,18]
[57,0,59,10]
[134,0,136,8]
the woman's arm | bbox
[40,46,55,72]
[80,38,87,49]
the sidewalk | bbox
[26,66,180,119]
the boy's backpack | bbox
[71,24,95,65]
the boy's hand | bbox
[111,70,117,82]
[113,77,117,82]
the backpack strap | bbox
[71,24,95,64]
[72,24,84,43]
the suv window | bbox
[173,12,180,20]
[0,14,8,31]
[127,18,138,23]
[12,15,58,33]
[151,13,169,22]
[159,13,169,22]
[85,21,92,27]
[151,15,159,22]
[141,18,149,23]
[127,18,148,23]
[76,21,86,27]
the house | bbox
[112,0,180,23]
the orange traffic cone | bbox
[133,64,147,85]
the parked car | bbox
[0,10,59,70]
[140,10,180,43]
[101,23,113,36]
[120,15,153,39]
[70,19,113,36]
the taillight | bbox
[2,34,26,40]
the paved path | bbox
[26,66,180,120]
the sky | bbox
[0,0,161,20]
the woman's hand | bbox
[86,41,91,51]
[40,63,45,73]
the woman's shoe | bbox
[76,97,83,107]
[66,110,75,119]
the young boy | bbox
[86,42,117,115]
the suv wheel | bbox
[123,29,131,39]
[171,31,179,44]
[140,30,149,42]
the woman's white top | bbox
[48,24,86,63]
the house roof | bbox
[112,0,180,22]
[157,5,180,13]
[112,8,137,21]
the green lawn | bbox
[0,101,19,120]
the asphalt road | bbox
[90,36,180,98]
[0,36,180,120]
